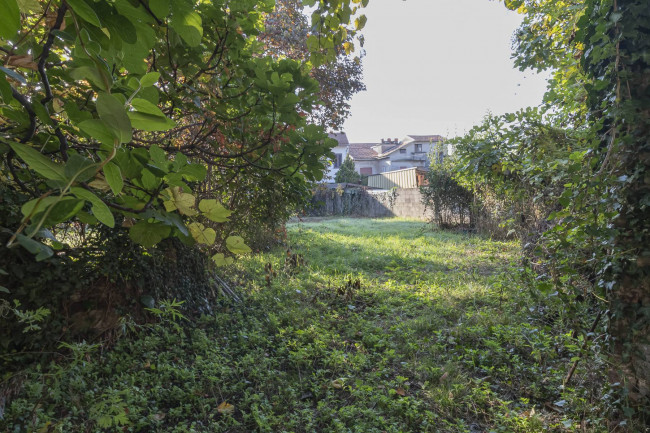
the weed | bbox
[1,218,617,432]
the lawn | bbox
[2,218,609,432]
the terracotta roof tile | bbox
[348,143,378,159]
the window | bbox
[414,143,423,152]
[333,153,343,168]
[399,148,406,154]
[360,167,372,175]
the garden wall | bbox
[308,186,432,220]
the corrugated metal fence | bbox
[367,167,428,189]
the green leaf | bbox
[162,187,197,216]
[64,154,98,182]
[0,70,12,103]
[15,234,54,261]
[226,236,252,254]
[178,163,207,181]
[32,101,53,126]
[31,198,85,228]
[66,0,102,27]
[354,15,367,31]
[173,152,187,170]
[140,168,160,190]
[0,0,20,40]
[103,162,123,195]
[170,4,203,47]
[149,144,167,166]
[69,66,109,91]
[131,98,165,116]
[76,210,98,224]
[146,210,188,236]
[9,142,66,182]
[102,13,137,43]
[21,196,60,218]
[504,0,524,11]
[188,222,216,245]
[148,0,169,18]
[78,119,118,146]
[70,187,115,228]
[212,253,234,266]
[129,221,171,247]
[128,111,176,131]
[198,199,231,222]
[163,172,189,189]
[139,72,160,87]
[96,92,132,144]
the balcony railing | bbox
[410,152,428,161]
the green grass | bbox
[2,218,611,432]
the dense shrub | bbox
[419,160,474,229]
[0,189,221,374]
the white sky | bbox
[342,0,549,142]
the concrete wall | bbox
[308,186,432,220]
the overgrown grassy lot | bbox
[3,218,611,432]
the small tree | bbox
[335,156,361,184]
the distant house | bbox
[326,132,350,180]
[349,135,447,176]
[325,133,448,181]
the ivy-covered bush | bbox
[419,160,474,229]
[451,0,650,414]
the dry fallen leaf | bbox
[7,55,38,71]
[331,379,344,389]
[217,401,235,414]
[395,387,406,396]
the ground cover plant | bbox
[1,218,617,432]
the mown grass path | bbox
[3,218,607,432]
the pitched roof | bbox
[347,134,445,160]
[379,142,409,157]
[328,132,349,146]
[374,144,398,153]
[406,134,444,142]
[348,143,378,159]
